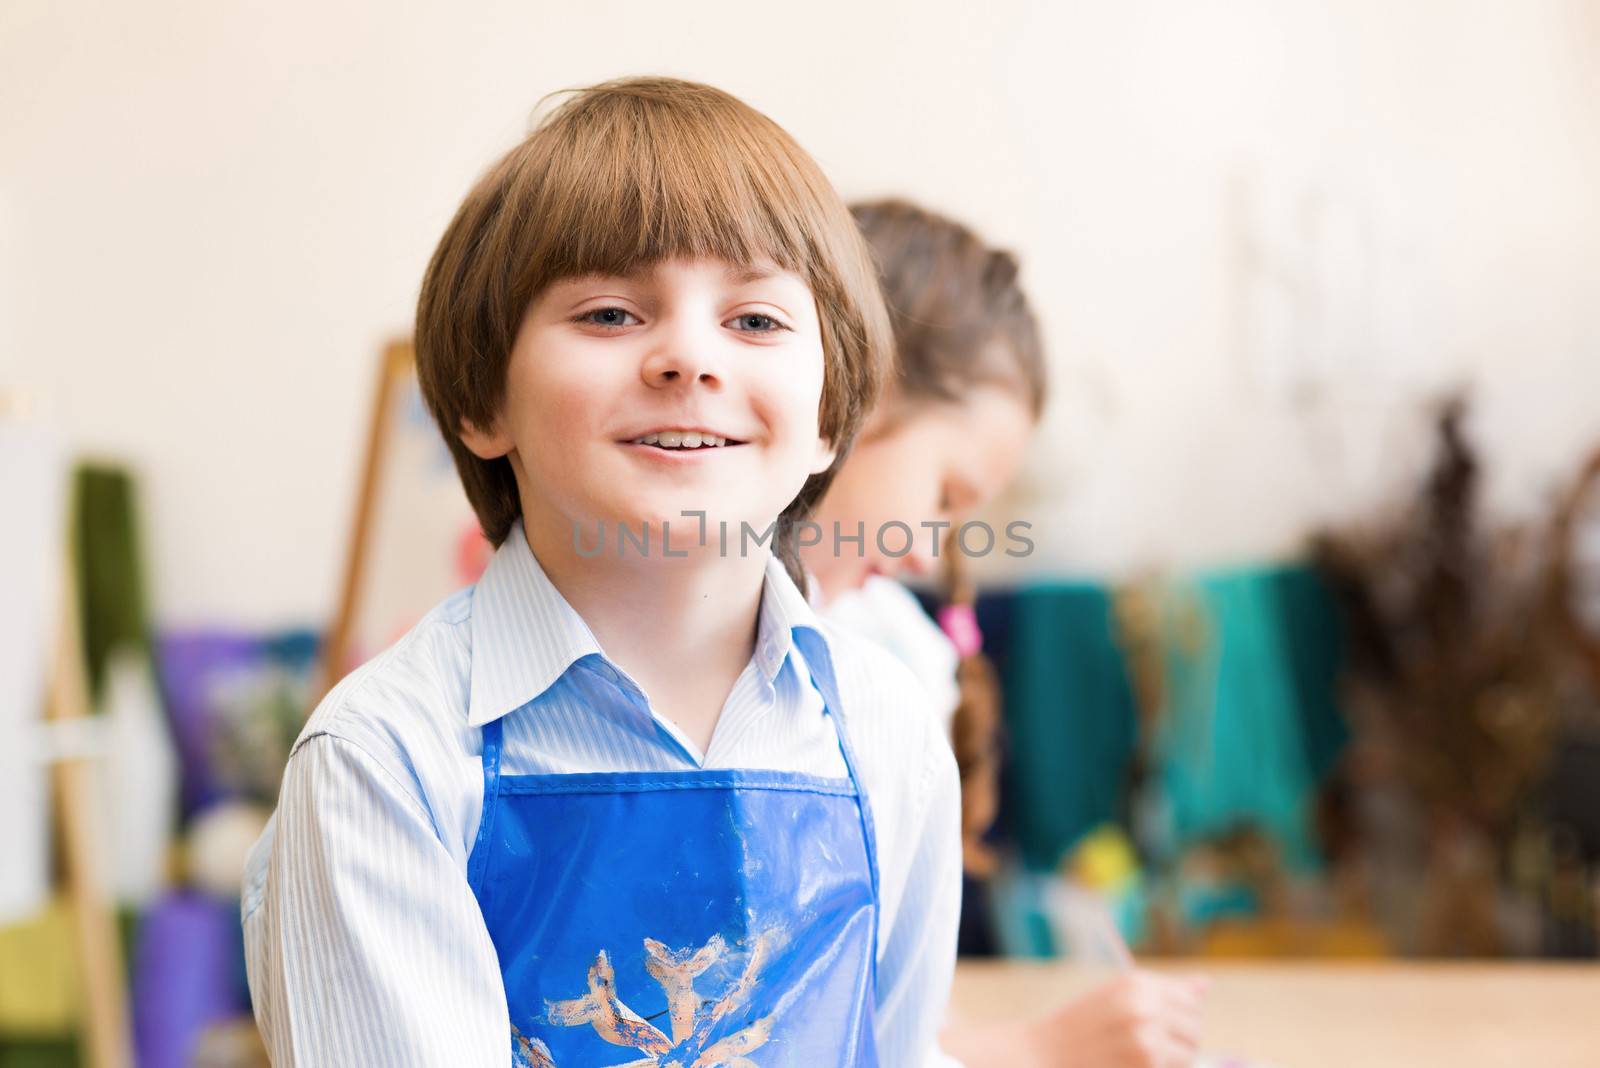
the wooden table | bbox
[951,961,1600,1067]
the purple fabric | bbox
[152,628,318,819]
[131,891,248,1068]
[152,632,262,818]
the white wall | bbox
[3,0,1597,626]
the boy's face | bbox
[461,257,835,559]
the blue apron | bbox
[467,670,881,1068]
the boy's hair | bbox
[851,198,1047,875]
[415,77,893,586]
[850,198,1046,422]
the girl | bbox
[806,199,1209,1068]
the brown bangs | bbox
[514,81,828,286]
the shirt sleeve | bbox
[872,718,969,1068]
[243,732,510,1067]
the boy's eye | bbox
[725,312,788,333]
[576,307,640,329]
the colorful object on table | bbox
[130,891,249,1068]
[936,602,984,658]
[986,861,1149,961]
[986,865,1060,958]
[1063,825,1149,954]
[1067,824,1140,894]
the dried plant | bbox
[1314,396,1562,835]
[1310,394,1589,953]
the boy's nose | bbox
[640,323,723,391]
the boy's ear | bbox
[808,434,837,475]
[458,414,514,461]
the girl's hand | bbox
[1022,970,1210,1068]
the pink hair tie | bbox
[937,603,983,659]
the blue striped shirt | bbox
[243,520,963,1066]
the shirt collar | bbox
[767,555,844,718]
[755,553,835,687]
[467,520,841,726]
[467,520,606,727]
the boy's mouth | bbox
[623,428,746,450]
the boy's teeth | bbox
[631,431,727,448]
[630,431,732,447]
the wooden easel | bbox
[314,338,416,709]
[2,389,132,1068]
[45,544,134,1068]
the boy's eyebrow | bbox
[724,263,782,286]
[551,262,784,292]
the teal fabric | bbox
[985,564,1346,955]
[1273,566,1349,783]
[1152,565,1345,873]
[1001,583,1139,872]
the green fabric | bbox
[71,465,149,706]
[0,1039,78,1068]
[1153,564,1345,873]
[1002,583,1139,872]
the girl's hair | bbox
[851,198,1046,874]
[415,77,894,590]
[850,198,1046,422]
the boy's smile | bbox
[621,425,747,454]
[619,430,747,466]
[459,256,836,561]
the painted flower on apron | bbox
[513,928,784,1068]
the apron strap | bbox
[468,717,506,897]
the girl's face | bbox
[460,257,837,561]
[804,382,1035,602]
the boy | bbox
[244,78,963,1067]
